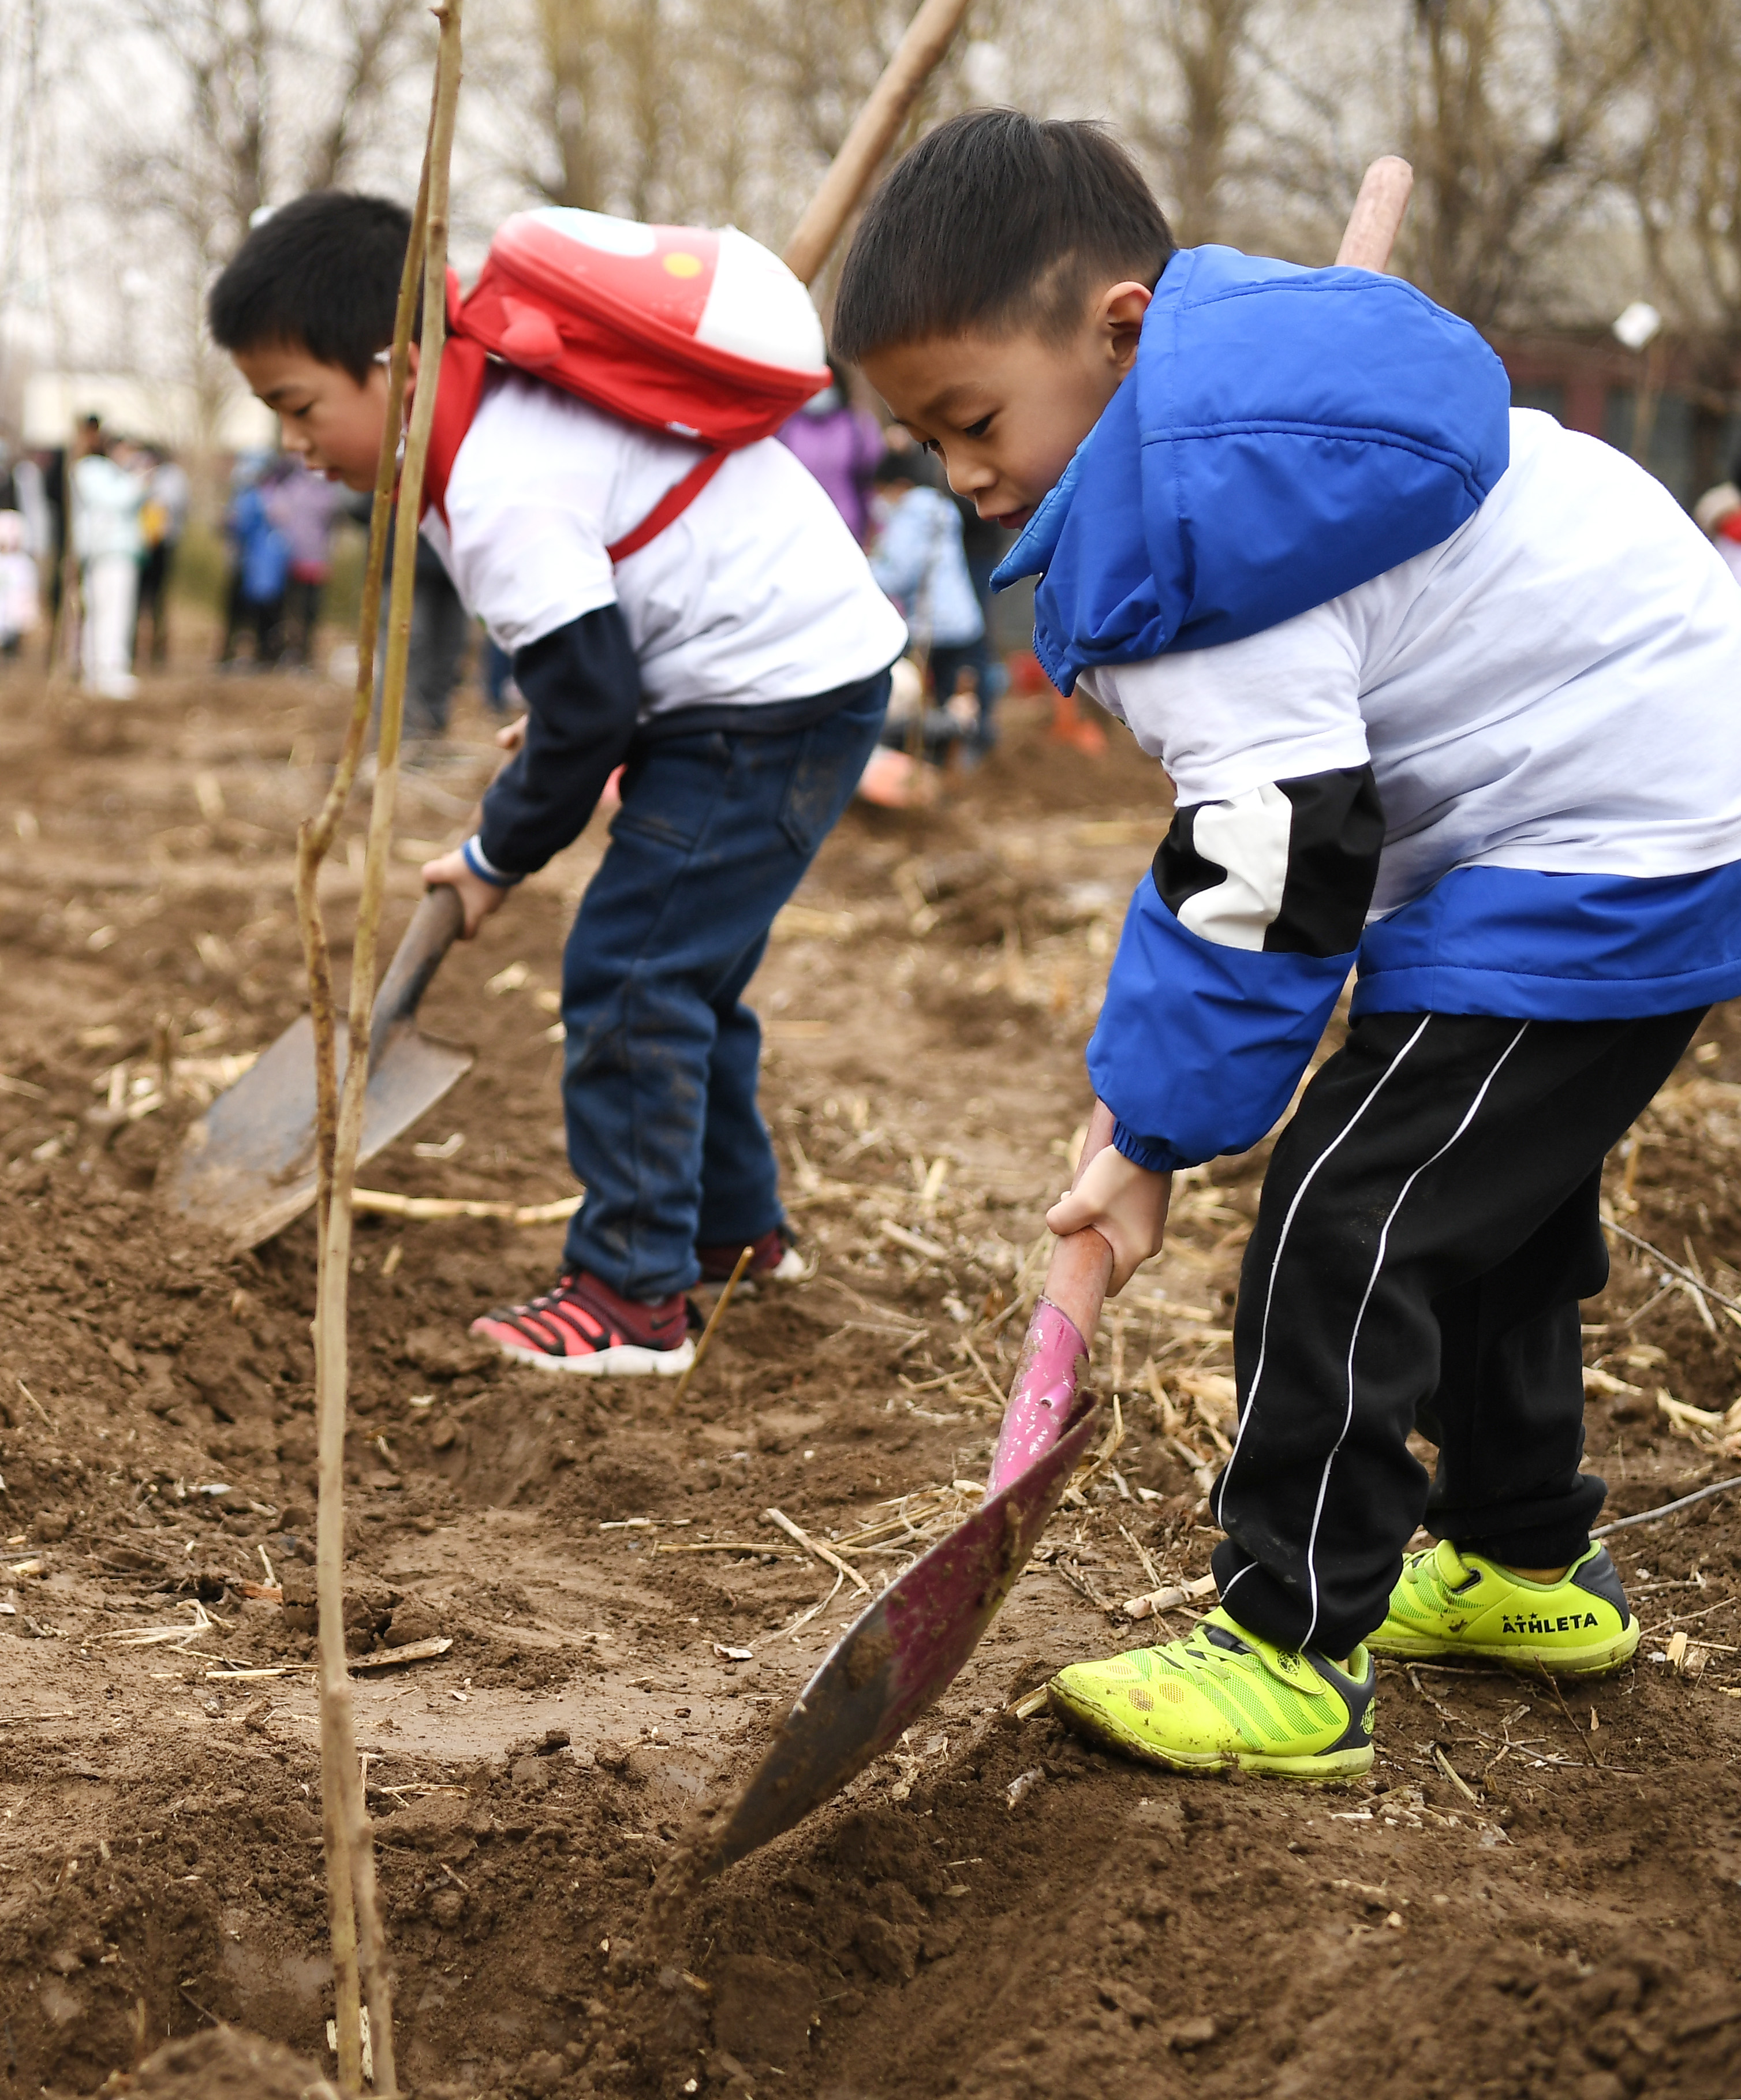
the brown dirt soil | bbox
[118,2025,340,2098]
[1,663,1740,2100]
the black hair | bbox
[832,110,1175,364]
[208,192,413,383]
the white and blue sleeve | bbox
[1079,610,1383,1169]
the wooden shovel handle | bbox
[782,0,975,287]
[1037,1102,1122,1344]
[368,882,464,1064]
[1040,1224,1115,1351]
[1336,156,1414,273]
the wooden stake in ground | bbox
[291,5,464,2091]
[780,0,974,287]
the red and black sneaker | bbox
[470,1271,695,1377]
[696,1223,811,1284]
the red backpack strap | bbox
[424,257,727,558]
[421,277,491,524]
[606,450,727,562]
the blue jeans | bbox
[560,674,888,1299]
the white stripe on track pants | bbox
[1209,1004,1704,1658]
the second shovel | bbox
[160,883,473,1251]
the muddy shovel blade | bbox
[690,1387,1100,1882]
[161,885,472,1251]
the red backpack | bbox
[424,208,830,561]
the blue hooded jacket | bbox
[989,248,1741,1175]
[994,245,1511,690]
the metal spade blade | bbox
[160,885,472,1251]
[689,1382,1100,1882]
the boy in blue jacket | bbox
[833,111,1741,1778]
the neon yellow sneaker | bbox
[1046,1607,1376,1780]
[1368,1539,1638,1677]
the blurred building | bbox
[21,372,272,455]
[1495,332,1741,506]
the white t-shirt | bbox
[424,371,906,718]
[1078,409,1741,916]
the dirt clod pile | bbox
[115,2027,339,2100]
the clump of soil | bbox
[118,2026,339,2099]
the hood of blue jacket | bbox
[992,245,1513,693]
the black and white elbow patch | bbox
[1152,765,1384,956]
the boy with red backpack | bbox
[210,192,904,1375]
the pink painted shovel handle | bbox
[987,1228,1113,1495]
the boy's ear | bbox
[1097,281,1153,381]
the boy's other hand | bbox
[1047,1100,1171,1295]
[495,715,527,753]
[421,850,510,939]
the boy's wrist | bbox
[1045,1139,1173,1297]
[462,835,523,889]
[1109,1118,1189,1176]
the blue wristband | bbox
[461,835,521,889]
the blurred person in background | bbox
[13,450,50,578]
[8,450,48,660]
[388,530,473,750]
[1694,480,1741,587]
[266,457,342,668]
[0,509,38,659]
[218,453,262,662]
[0,450,29,662]
[952,489,1011,762]
[219,453,292,667]
[347,487,474,749]
[868,446,984,762]
[71,425,145,698]
[777,356,884,545]
[480,632,518,716]
[25,446,68,656]
[134,446,190,668]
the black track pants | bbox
[1209,1006,1704,1658]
